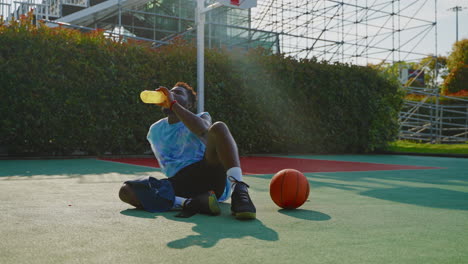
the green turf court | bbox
[1,155,467,264]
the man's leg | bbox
[204,121,256,220]
[167,161,223,217]
[204,121,240,169]
[119,177,176,213]
[119,180,219,217]
[204,121,244,186]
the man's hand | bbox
[155,86,174,109]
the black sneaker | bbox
[175,190,220,218]
[229,177,256,220]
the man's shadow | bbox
[121,204,279,248]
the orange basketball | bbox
[270,169,310,209]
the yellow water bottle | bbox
[140,90,166,104]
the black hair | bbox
[174,82,197,105]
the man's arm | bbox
[171,102,211,140]
[156,86,211,141]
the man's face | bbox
[162,86,193,115]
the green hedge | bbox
[0,17,403,156]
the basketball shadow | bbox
[278,208,331,221]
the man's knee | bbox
[119,184,142,208]
[208,121,230,135]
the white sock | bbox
[227,167,243,195]
[172,196,187,210]
[227,167,243,183]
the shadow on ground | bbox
[278,208,331,221]
[121,204,279,248]
[120,208,159,219]
[361,187,468,211]
[0,159,156,177]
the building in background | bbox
[0,0,279,52]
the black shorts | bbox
[167,159,226,199]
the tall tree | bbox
[443,39,468,94]
[368,61,424,87]
[417,55,448,88]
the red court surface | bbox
[99,156,441,175]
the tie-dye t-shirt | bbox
[147,112,210,177]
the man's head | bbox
[174,82,197,106]
[162,82,197,114]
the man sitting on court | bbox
[119,82,256,220]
